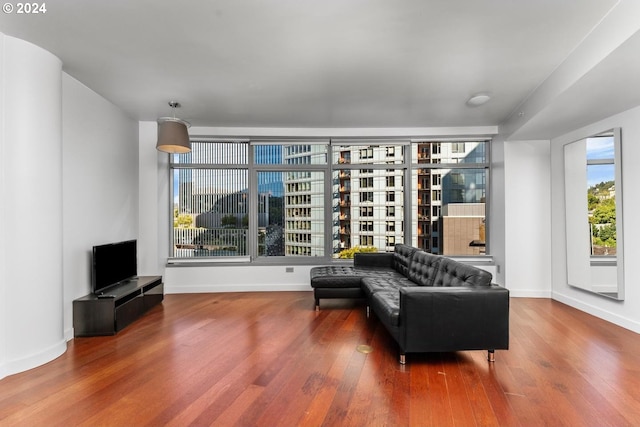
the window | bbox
[360,191,374,203]
[412,141,488,255]
[451,142,465,153]
[359,206,374,217]
[360,221,374,232]
[170,138,490,261]
[359,148,373,159]
[359,177,374,188]
[386,191,395,202]
[260,171,324,257]
[171,141,249,259]
[360,235,374,246]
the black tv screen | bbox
[92,240,137,294]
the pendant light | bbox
[156,101,191,153]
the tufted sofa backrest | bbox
[407,251,441,286]
[432,257,493,287]
[392,244,419,276]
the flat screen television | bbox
[92,239,137,294]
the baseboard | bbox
[507,289,552,298]
[0,339,67,380]
[552,291,640,334]
[165,283,313,294]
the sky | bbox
[586,136,615,188]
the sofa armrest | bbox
[398,285,509,352]
[354,252,394,268]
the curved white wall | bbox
[0,34,66,379]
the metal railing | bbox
[173,227,248,257]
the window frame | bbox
[168,137,491,263]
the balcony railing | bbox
[173,227,247,257]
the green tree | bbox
[173,209,193,228]
[587,193,599,211]
[338,246,377,259]
[591,198,616,224]
[598,224,616,243]
[221,215,238,228]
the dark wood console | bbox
[73,276,163,337]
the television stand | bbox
[73,276,163,337]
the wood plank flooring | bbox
[1,292,640,426]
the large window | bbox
[170,139,490,260]
[172,141,249,259]
[411,141,488,255]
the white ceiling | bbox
[1,0,637,137]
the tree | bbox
[173,210,193,228]
[221,215,238,228]
[338,246,377,259]
[591,198,616,225]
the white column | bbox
[0,34,66,379]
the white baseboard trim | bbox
[552,291,640,334]
[165,283,313,294]
[0,339,67,380]
[507,289,552,298]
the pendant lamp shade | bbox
[156,117,191,153]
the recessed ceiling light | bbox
[466,94,491,107]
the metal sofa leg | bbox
[366,305,370,318]
[315,298,320,311]
[488,350,495,362]
[399,353,406,365]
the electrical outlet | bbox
[286,267,294,273]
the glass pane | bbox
[258,171,325,257]
[172,168,248,258]
[411,141,487,164]
[587,136,616,256]
[254,144,327,164]
[332,144,404,165]
[173,141,248,165]
[412,167,486,255]
[332,169,405,258]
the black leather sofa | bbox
[310,244,509,364]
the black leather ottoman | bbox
[309,266,364,310]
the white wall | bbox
[503,140,552,297]
[137,122,169,276]
[0,34,66,379]
[489,138,506,286]
[62,74,139,338]
[550,105,640,333]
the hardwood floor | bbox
[1,292,640,426]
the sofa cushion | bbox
[361,275,415,297]
[432,257,492,287]
[370,290,400,327]
[407,251,441,286]
[392,244,419,276]
[310,266,363,288]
